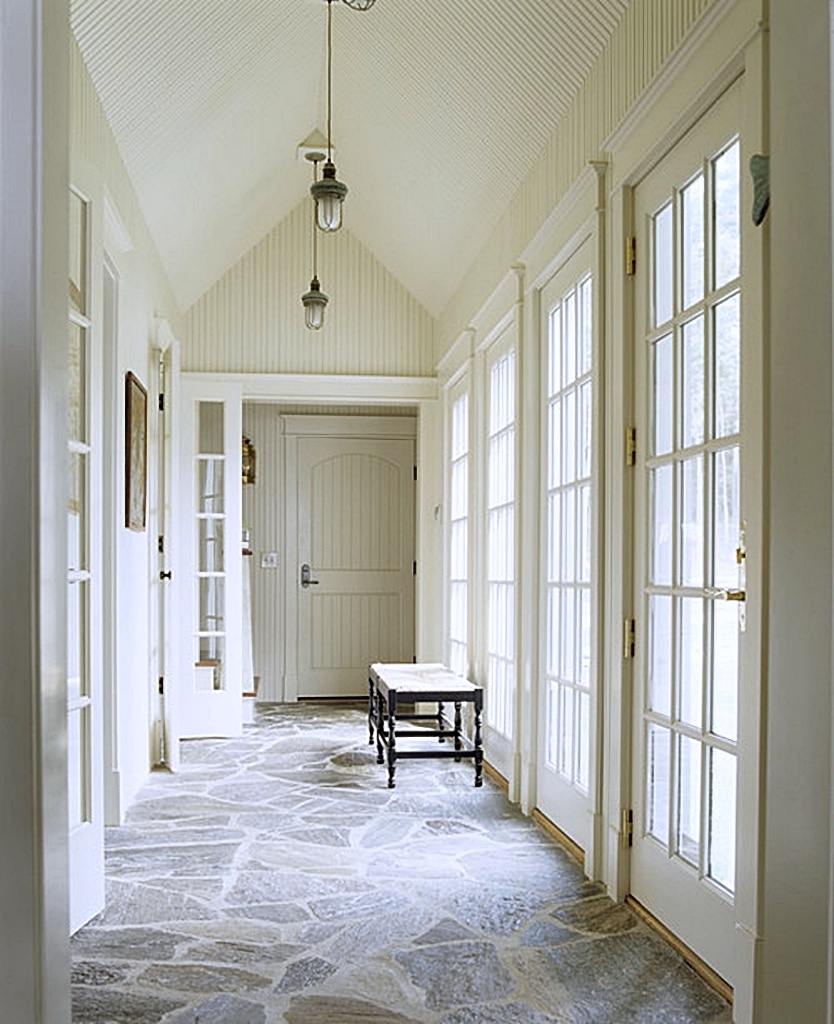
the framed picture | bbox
[125,371,148,531]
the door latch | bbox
[300,563,320,588]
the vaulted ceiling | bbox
[70,0,630,316]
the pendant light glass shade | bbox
[302,276,328,331]
[310,161,348,232]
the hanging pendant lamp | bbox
[302,156,329,330]
[310,0,348,232]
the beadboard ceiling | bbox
[70,0,630,315]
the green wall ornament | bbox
[750,154,770,225]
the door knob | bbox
[300,563,319,588]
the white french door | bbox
[179,378,243,738]
[289,421,416,699]
[68,185,104,932]
[536,237,598,857]
[481,333,517,778]
[446,382,470,680]
[631,83,745,983]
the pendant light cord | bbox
[327,0,333,162]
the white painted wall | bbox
[70,40,183,819]
[184,200,435,377]
[0,0,71,1019]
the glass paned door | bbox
[67,186,104,932]
[179,379,243,738]
[447,383,469,679]
[485,342,516,741]
[536,236,597,860]
[631,85,743,983]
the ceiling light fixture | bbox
[310,0,376,231]
[301,154,329,330]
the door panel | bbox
[296,434,415,698]
[179,379,243,738]
[631,82,743,982]
[536,236,597,859]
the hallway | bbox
[71,705,732,1023]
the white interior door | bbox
[179,377,243,738]
[68,185,104,932]
[290,420,416,699]
[631,83,744,983]
[158,335,181,768]
[536,235,598,859]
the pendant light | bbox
[310,0,348,232]
[301,155,329,330]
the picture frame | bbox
[125,371,148,531]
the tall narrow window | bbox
[485,347,516,737]
[448,389,469,678]
[545,275,593,791]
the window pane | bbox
[199,576,225,633]
[198,459,225,514]
[653,334,674,456]
[548,306,562,397]
[561,487,576,582]
[680,455,704,587]
[577,690,590,791]
[677,736,702,867]
[451,395,469,458]
[654,203,674,327]
[68,321,87,444]
[714,141,741,288]
[198,401,224,454]
[713,446,740,588]
[564,290,577,387]
[68,189,87,315]
[579,587,591,687]
[682,174,705,309]
[450,519,467,579]
[651,465,674,586]
[682,316,705,448]
[708,747,737,892]
[548,400,562,488]
[558,683,575,777]
[678,597,703,728]
[649,595,672,718]
[547,588,560,677]
[578,483,591,584]
[563,390,576,484]
[450,458,468,520]
[714,293,741,438]
[67,580,87,703]
[199,518,225,573]
[647,723,671,846]
[68,452,87,570]
[197,638,225,691]
[68,707,86,828]
[560,589,576,683]
[711,601,739,742]
[579,277,593,375]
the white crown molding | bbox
[181,371,437,404]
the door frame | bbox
[283,414,419,702]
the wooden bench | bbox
[368,662,484,788]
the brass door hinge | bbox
[623,618,635,660]
[625,427,637,467]
[626,235,637,276]
[622,807,634,848]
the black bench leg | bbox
[454,701,462,762]
[368,677,375,745]
[376,691,385,765]
[474,696,483,787]
[438,701,445,743]
[386,693,397,789]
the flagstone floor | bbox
[71,703,733,1023]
